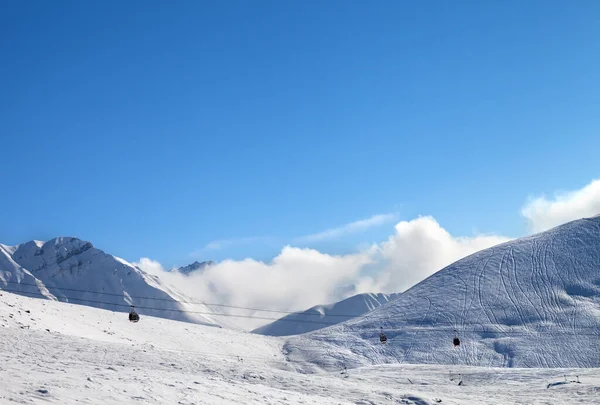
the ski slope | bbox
[0,237,234,328]
[254,293,400,336]
[1,291,599,404]
[286,217,600,369]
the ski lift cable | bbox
[1,280,363,318]
[6,281,599,332]
[0,287,344,325]
[2,286,600,335]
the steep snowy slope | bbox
[1,237,231,327]
[286,216,600,369]
[2,291,599,405]
[254,293,400,336]
[0,243,55,299]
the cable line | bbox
[1,287,340,325]
[2,285,599,335]
[1,280,360,317]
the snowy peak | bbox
[12,237,97,275]
[253,292,400,336]
[0,244,53,299]
[0,237,230,328]
[176,260,215,275]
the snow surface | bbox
[254,293,400,337]
[1,291,599,404]
[0,237,234,328]
[286,217,600,369]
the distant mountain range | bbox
[253,292,400,336]
[174,260,215,275]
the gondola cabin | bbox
[452,329,460,347]
[129,308,140,323]
[379,329,387,344]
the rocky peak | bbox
[177,260,215,275]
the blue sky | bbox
[1,0,600,268]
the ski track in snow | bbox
[285,218,600,370]
[1,292,600,404]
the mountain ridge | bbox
[175,260,215,275]
[0,236,232,328]
[253,292,400,336]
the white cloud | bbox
[191,213,397,258]
[354,216,510,294]
[134,257,168,275]
[202,246,372,309]
[204,241,225,250]
[190,236,274,257]
[294,213,399,243]
[137,246,373,329]
[140,216,509,330]
[522,179,600,233]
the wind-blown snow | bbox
[254,293,400,336]
[286,216,600,369]
[1,291,598,404]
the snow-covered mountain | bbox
[286,216,600,369]
[175,260,215,275]
[0,237,230,327]
[253,293,400,336]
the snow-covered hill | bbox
[253,293,400,336]
[0,237,230,327]
[286,216,600,369]
[2,291,598,405]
